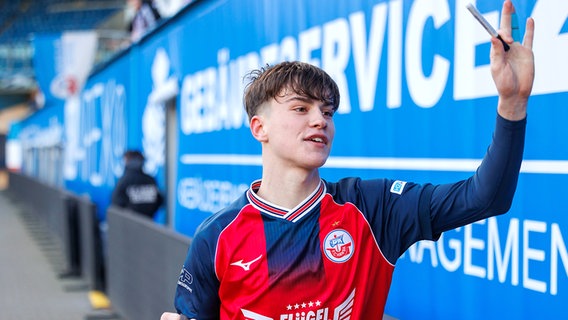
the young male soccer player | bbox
[163,1,535,318]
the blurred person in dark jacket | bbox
[112,150,163,219]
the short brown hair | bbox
[243,61,340,120]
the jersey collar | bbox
[246,179,326,222]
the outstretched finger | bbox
[499,0,514,43]
[523,17,535,50]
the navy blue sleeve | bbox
[327,115,525,264]
[174,228,221,320]
[426,114,526,236]
[173,195,249,319]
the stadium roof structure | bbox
[0,0,126,96]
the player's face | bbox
[260,90,335,170]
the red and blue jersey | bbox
[174,115,526,319]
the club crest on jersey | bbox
[323,229,354,263]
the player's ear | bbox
[250,115,268,142]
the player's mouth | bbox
[305,135,328,145]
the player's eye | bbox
[322,108,335,118]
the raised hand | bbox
[491,0,535,121]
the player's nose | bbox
[309,108,328,129]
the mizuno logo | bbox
[230,254,263,271]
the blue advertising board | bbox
[12,0,567,318]
[157,0,567,318]
[63,52,131,220]
[16,103,64,181]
